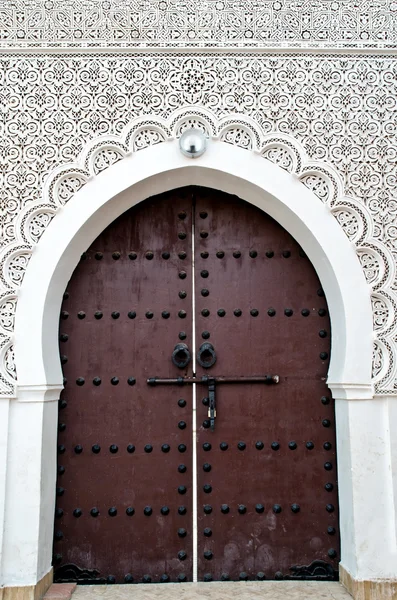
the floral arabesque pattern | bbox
[0,53,397,396]
[1,1,397,49]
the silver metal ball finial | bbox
[179,128,207,158]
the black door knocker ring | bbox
[197,343,217,369]
[172,343,191,369]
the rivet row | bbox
[57,440,333,453]
[55,503,336,519]
[198,307,327,319]
[197,249,307,260]
[57,443,189,454]
[73,377,136,386]
[83,251,192,261]
[201,441,333,452]
[61,307,327,320]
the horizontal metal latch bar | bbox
[147,375,279,386]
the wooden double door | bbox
[54,186,339,584]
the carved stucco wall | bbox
[1,52,397,397]
[1,0,397,48]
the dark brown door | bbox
[54,186,339,584]
[54,189,195,584]
[194,190,338,582]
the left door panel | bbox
[54,189,194,584]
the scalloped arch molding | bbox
[1,107,395,396]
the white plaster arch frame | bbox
[2,110,397,590]
[2,108,397,398]
[15,140,372,398]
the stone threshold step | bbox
[44,581,350,600]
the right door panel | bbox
[194,187,339,582]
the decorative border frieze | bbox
[0,107,396,397]
[1,1,397,50]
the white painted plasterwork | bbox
[1,1,397,49]
[1,51,397,396]
[13,133,374,398]
[0,53,397,395]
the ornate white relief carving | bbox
[300,166,341,206]
[91,147,126,175]
[0,339,16,395]
[357,243,394,292]
[219,127,254,151]
[261,145,295,173]
[331,202,371,245]
[175,119,209,138]
[2,53,396,252]
[358,248,384,287]
[1,106,395,396]
[1,1,395,49]
[27,212,54,244]
[300,173,332,204]
[0,296,17,334]
[219,120,262,150]
[7,253,31,287]
[333,208,361,242]
[261,135,303,174]
[131,129,167,152]
[0,51,396,395]
[55,172,89,206]
[371,292,396,335]
[372,295,389,332]
[1,247,32,290]
[4,344,16,382]
[170,109,217,139]
[373,340,388,382]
